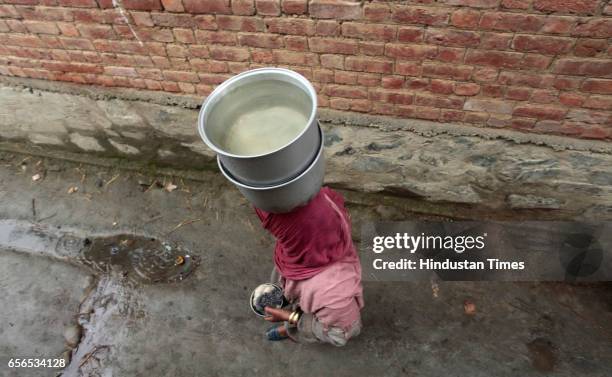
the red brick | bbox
[23,20,60,35]
[141,28,175,42]
[310,0,361,20]
[358,73,381,87]
[238,32,283,48]
[166,44,187,57]
[480,32,512,49]
[499,71,554,88]
[370,89,414,105]
[450,9,480,28]
[559,92,586,106]
[329,97,350,110]
[385,43,437,60]
[534,0,599,15]
[454,82,480,96]
[183,0,231,14]
[57,23,79,37]
[584,96,612,110]
[131,12,154,26]
[77,24,115,39]
[62,37,95,50]
[513,104,566,120]
[479,12,543,32]
[151,13,195,27]
[6,20,27,33]
[506,86,532,100]
[574,39,607,57]
[440,109,465,122]
[430,79,453,94]
[285,35,307,51]
[553,58,612,78]
[531,89,558,103]
[397,27,424,43]
[581,79,612,95]
[325,84,368,99]
[511,117,536,130]
[392,6,449,26]
[464,98,513,114]
[163,70,199,82]
[358,41,385,56]
[423,62,472,80]
[173,28,195,44]
[189,45,210,58]
[320,54,343,69]
[349,99,372,112]
[195,30,236,45]
[572,19,612,39]
[330,71,354,85]
[381,76,404,89]
[315,20,338,36]
[512,35,573,55]
[414,106,440,120]
[195,15,217,29]
[122,0,162,11]
[465,50,523,68]
[161,0,184,12]
[540,16,575,34]
[425,28,480,47]
[256,0,280,16]
[42,61,102,74]
[0,5,20,18]
[501,0,530,9]
[313,69,334,83]
[443,0,499,8]
[395,61,422,76]
[341,22,396,42]
[434,47,464,63]
[521,54,552,70]
[232,0,255,15]
[345,56,393,74]
[209,46,249,61]
[364,3,390,22]
[104,66,137,77]
[266,18,315,35]
[309,37,357,54]
[282,0,307,14]
[481,84,504,97]
[217,15,264,32]
[58,0,97,7]
[273,50,317,65]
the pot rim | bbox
[198,67,318,159]
[217,125,323,191]
[250,283,283,317]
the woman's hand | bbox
[264,307,291,322]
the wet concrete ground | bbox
[0,151,611,377]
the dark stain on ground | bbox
[527,337,557,373]
[83,234,197,284]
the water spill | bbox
[83,234,197,284]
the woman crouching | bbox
[254,187,364,346]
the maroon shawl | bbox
[254,187,354,281]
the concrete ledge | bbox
[1,79,611,220]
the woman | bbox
[254,187,364,346]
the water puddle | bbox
[83,234,197,284]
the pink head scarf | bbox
[254,187,355,281]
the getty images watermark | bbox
[360,222,612,281]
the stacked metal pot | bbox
[198,68,325,213]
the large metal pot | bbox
[218,126,325,213]
[198,68,319,186]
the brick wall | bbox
[0,0,610,140]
